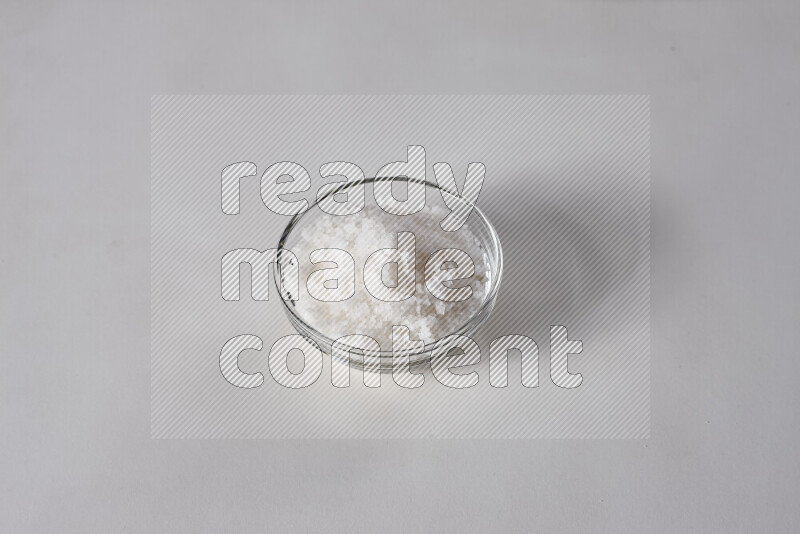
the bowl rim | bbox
[273,176,504,361]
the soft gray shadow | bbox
[471,169,651,350]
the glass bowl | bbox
[274,177,503,372]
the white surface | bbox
[1,1,799,531]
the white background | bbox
[2,1,798,531]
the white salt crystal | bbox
[291,204,489,347]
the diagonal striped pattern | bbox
[390,325,427,389]
[331,335,382,388]
[373,146,427,215]
[430,334,482,388]
[549,325,584,389]
[151,95,650,439]
[221,248,281,301]
[267,335,324,389]
[489,334,539,388]
[317,162,366,215]
[424,247,476,302]
[434,161,485,232]
[221,161,258,215]
[305,248,355,302]
[362,231,416,302]
[219,334,264,389]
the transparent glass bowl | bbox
[274,177,503,372]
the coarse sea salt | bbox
[290,204,489,347]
